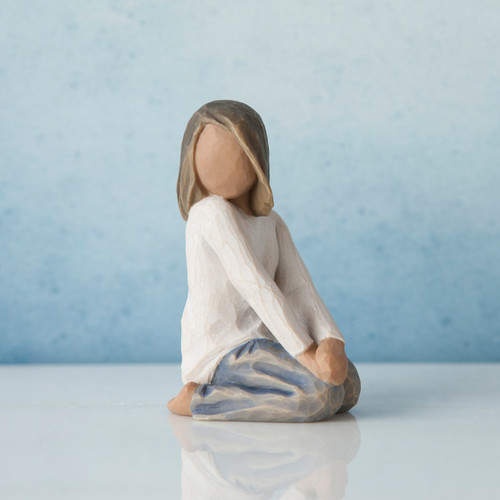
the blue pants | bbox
[191,338,361,422]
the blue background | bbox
[1,1,499,363]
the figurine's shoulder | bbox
[187,195,236,227]
[190,194,234,216]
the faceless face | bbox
[194,124,257,200]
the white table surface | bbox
[1,363,499,499]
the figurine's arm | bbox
[273,213,345,346]
[273,213,348,385]
[195,199,314,358]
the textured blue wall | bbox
[1,1,499,363]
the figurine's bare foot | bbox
[316,339,348,386]
[167,382,200,416]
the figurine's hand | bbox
[297,338,348,386]
[315,338,348,386]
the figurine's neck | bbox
[229,192,253,216]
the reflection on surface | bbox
[169,413,360,500]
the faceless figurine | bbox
[168,100,360,422]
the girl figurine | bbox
[168,100,360,422]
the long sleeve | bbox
[197,198,314,357]
[273,213,345,345]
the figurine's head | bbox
[177,100,274,220]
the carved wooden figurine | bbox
[168,100,360,422]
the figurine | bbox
[168,100,360,422]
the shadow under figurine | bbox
[168,100,361,422]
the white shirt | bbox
[181,195,344,384]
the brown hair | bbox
[176,100,274,221]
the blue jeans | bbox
[191,338,361,422]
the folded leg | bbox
[191,338,346,422]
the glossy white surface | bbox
[1,363,499,499]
